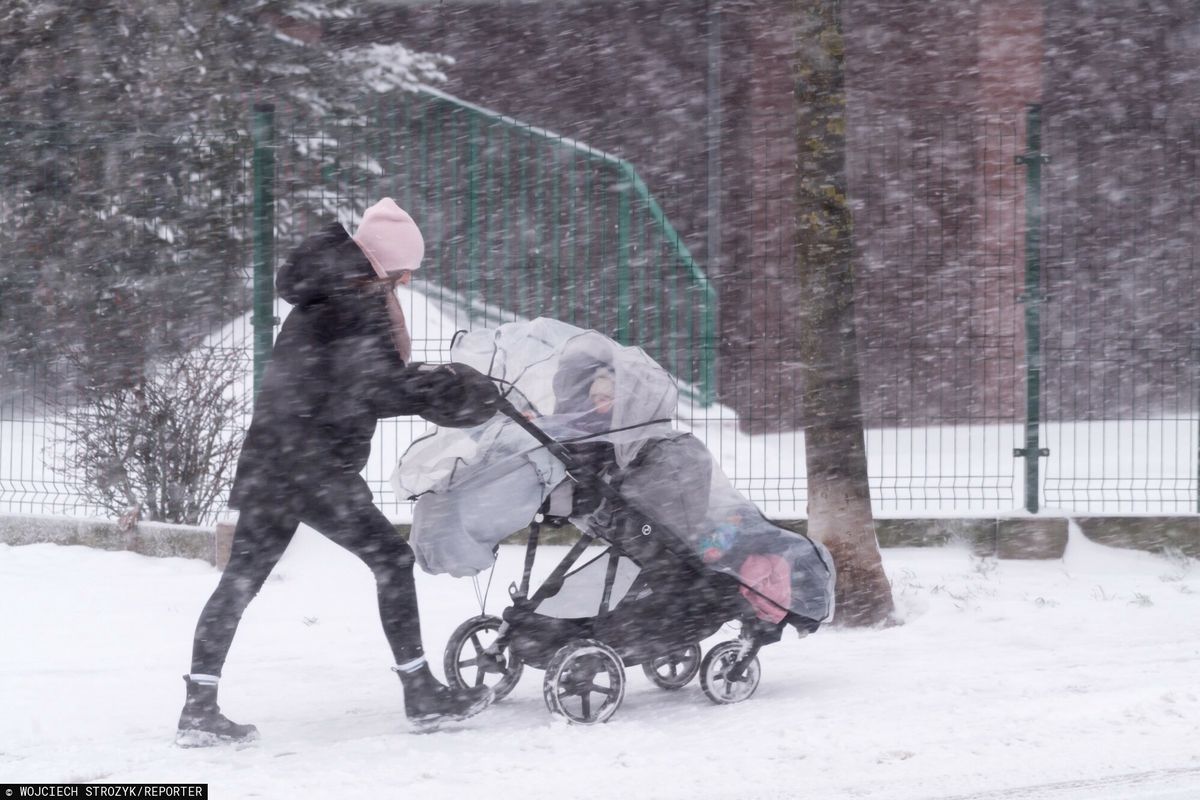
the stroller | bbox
[393,318,835,724]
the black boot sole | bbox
[407,689,494,734]
[175,727,260,748]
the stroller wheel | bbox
[642,643,702,690]
[444,615,524,702]
[543,639,625,725]
[700,641,761,705]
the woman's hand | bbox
[408,362,501,427]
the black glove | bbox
[409,362,501,428]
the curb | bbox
[2,513,1196,567]
[0,514,219,564]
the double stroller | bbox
[393,318,835,724]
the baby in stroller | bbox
[393,318,835,724]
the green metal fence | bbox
[1039,110,1200,513]
[0,90,718,520]
[253,89,721,513]
[267,89,716,405]
[848,110,1030,513]
[844,105,1198,514]
[1,94,1197,522]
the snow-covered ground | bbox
[2,523,1198,799]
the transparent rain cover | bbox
[392,318,834,625]
[392,318,677,576]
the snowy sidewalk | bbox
[1,526,1198,800]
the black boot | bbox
[395,661,493,733]
[176,675,259,747]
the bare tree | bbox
[54,346,250,526]
[793,0,895,626]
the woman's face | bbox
[360,270,412,295]
[379,270,413,289]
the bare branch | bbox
[52,345,250,525]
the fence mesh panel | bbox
[1,96,1196,522]
[1040,115,1200,512]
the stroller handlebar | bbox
[495,397,624,503]
[496,397,582,471]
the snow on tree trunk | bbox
[793,0,895,627]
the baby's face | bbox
[588,374,615,414]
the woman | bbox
[178,199,499,745]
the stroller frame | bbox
[441,399,793,724]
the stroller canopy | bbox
[453,316,678,468]
[392,318,679,574]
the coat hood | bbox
[275,223,374,307]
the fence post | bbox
[466,115,481,317]
[704,0,721,408]
[1015,104,1049,513]
[616,184,632,344]
[701,280,717,406]
[251,103,276,398]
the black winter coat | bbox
[228,222,428,510]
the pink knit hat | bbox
[353,198,425,278]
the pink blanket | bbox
[738,554,792,623]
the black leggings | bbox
[190,477,422,676]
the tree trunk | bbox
[793,0,895,626]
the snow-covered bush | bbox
[54,346,250,525]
